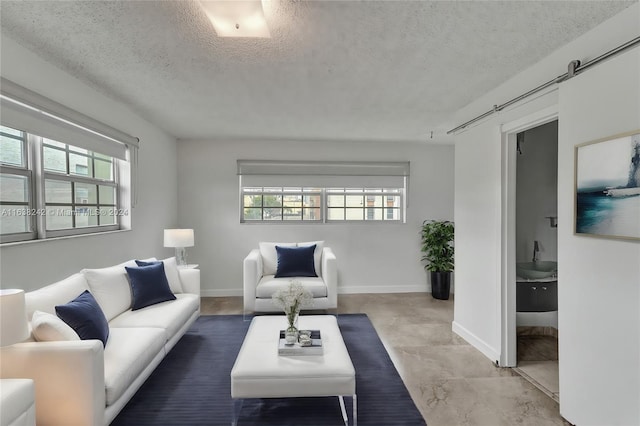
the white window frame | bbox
[1,128,124,243]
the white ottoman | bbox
[0,379,36,426]
[231,315,356,425]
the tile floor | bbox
[516,334,560,402]
[201,293,570,426]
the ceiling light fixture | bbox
[199,0,271,38]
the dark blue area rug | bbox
[111,314,426,426]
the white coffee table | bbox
[230,315,356,425]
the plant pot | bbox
[430,271,451,300]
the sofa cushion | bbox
[108,294,199,342]
[31,310,80,342]
[275,245,317,278]
[259,242,296,276]
[83,261,136,321]
[55,290,110,347]
[256,276,327,298]
[125,263,176,310]
[135,257,183,294]
[297,240,324,277]
[103,327,166,406]
[25,273,89,321]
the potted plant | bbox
[420,220,454,300]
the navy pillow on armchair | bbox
[125,262,176,310]
[275,244,317,278]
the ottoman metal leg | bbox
[231,398,243,426]
[338,394,358,426]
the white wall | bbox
[453,4,639,424]
[557,47,639,426]
[516,121,558,263]
[177,139,454,296]
[0,36,179,291]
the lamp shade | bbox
[164,229,195,248]
[0,289,29,346]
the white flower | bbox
[272,280,313,327]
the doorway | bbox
[512,121,559,401]
[500,107,559,401]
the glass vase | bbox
[284,308,299,344]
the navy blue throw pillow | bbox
[125,262,176,310]
[275,244,317,278]
[135,260,161,267]
[55,290,110,347]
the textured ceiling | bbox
[0,1,634,143]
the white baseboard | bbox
[201,285,432,297]
[201,289,243,297]
[338,284,428,294]
[452,321,500,365]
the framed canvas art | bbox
[575,130,640,240]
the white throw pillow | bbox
[297,241,324,277]
[161,257,183,294]
[259,242,296,276]
[31,310,80,342]
[82,261,137,321]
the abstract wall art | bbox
[575,130,640,240]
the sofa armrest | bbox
[0,340,105,426]
[179,268,201,296]
[322,247,338,309]
[243,249,263,313]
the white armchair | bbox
[243,242,337,313]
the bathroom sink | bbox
[516,261,558,280]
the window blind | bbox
[0,78,138,160]
[237,160,410,188]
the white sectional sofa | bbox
[0,258,200,426]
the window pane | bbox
[385,208,399,220]
[46,205,73,230]
[345,195,363,207]
[346,208,363,220]
[94,159,113,181]
[69,153,92,177]
[43,146,67,173]
[99,185,116,205]
[75,183,97,204]
[303,208,321,221]
[264,207,282,220]
[366,195,383,207]
[68,145,88,154]
[244,194,262,207]
[327,208,344,220]
[0,135,24,167]
[1,126,23,138]
[303,194,321,207]
[243,208,262,220]
[327,195,344,207]
[45,180,72,203]
[283,194,302,208]
[98,208,117,225]
[43,139,65,149]
[366,208,383,220]
[0,204,30,233]
[283,187,302,192]
[75,206,98,227]
[263,195,282,207]
[0,174,29,202]
[263,187,281,193]
[283,207,302,220]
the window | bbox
[1,78,139,243]
[0,125,123,243]
[0,126,34,238]
[326,188,402,221]
[238,160,409,224]
[242,187,322,222]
